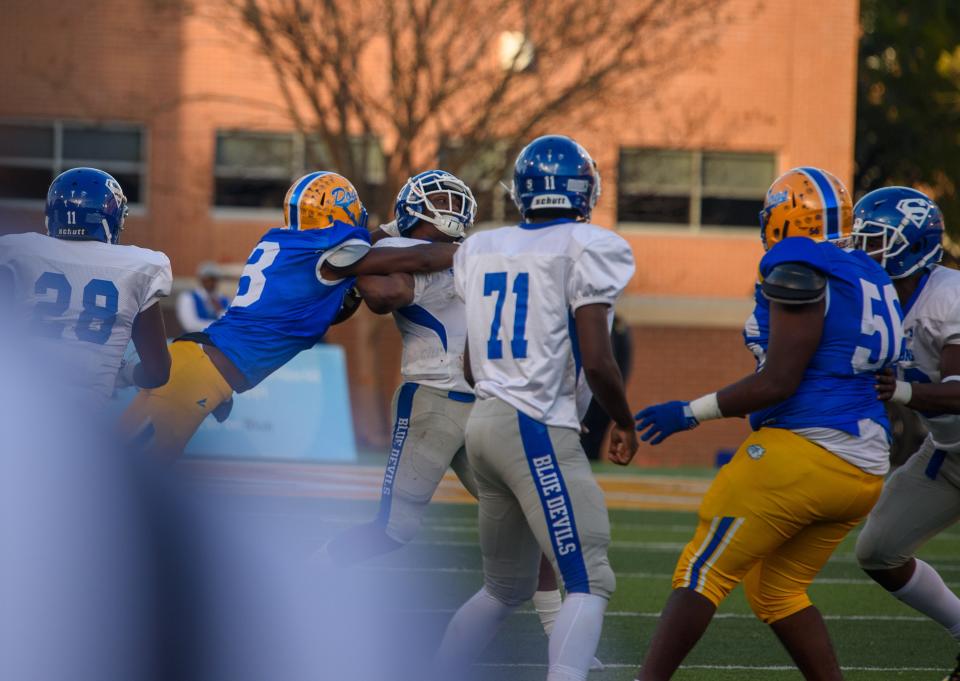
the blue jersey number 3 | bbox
[484,271,529,359]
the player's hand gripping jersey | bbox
[454,219,635,428]
[204,224,370,389]
[0,232,171,402]
[374,236,470,393]
[743,236,903,473]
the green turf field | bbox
[335,498,959,680]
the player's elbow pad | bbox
[761,262,826,305]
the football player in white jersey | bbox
[323,170,481,564]
[324,169,599,666]
[851,187,960,679]
[432,136,637,681]
[0,168,172,408]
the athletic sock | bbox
[547,592,607,681]
[892,559,960,641]
[433,587,515,677]
[533,589,563,636]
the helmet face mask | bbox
[395,170,476,239]
[851,187,944,279]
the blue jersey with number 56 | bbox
[205,226,369,388]
[744,237,903,436]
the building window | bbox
[0,120,146,205]
[617,149,775,230]
[213,130,386,210]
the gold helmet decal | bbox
[283,171,367,231]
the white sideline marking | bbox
[406,608,933,622]
[359,565,960,587]
[477,662,945,671]
[401,537,960,570]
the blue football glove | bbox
[635,400,699,445]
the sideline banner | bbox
[186,344,357,461]
[112,343,357,462]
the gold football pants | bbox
[673,427,883,623]
[119,341,233,458]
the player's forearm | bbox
[133,357,171,389]
[714,369,798,418]
[902,382,960,414]
[583,362,633,429]
[356,275,414,314]
[397,243,456,273]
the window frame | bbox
[616,147,776,235]
[211,129,386,219]
[0,118,149,212]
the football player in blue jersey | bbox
[850,187,960,681]
[120,171,459,457]
[632,168,903,681]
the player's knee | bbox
[586,562,616,600]
[484,572,539,608]
[672,563,735,607]
[384,515,421,545]
[744,580,811,624]
[854,523,909,571]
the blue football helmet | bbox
[45,167,128,244]
[511,135,600,220]
[852,186,944,279]
[394,170,477,239]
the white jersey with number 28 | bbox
[454,219,635,429]
[0,232,172,403]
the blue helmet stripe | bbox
[288,171,327,230]
[799,167,839,240]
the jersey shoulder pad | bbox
[917,267,960,318]
[761,262,827,304]
[759,236,830,278]
[116,244,171,273]
[568,222,631,257]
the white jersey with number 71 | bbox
[454,219,635,429]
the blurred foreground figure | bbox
[0,329,440,681]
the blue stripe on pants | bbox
[518,410,590,594]
[688,516,736,590]
[376,383,419,526]
[926,449,947,480]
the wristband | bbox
[891,380,913,405]
[689,392,723,423]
